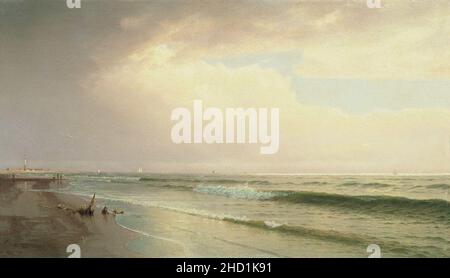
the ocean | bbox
[30,173,450,257]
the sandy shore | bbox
[0,180,142,258]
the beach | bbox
[0,180,141,258]
[1,173,449,258]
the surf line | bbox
[170,100,280,154]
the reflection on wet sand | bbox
[0,179,140,258]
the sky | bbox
[1,0,450,173]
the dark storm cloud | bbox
[0,0,149,167]
[0,0,290,169]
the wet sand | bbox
[0,180,142,258]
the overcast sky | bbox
[1,0,450,173]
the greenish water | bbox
[32,173,450,257]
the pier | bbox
[0,175,65,182]
[0,176,64,182]
[0,157,65,182]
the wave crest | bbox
[273,191,450,221]
[194,185,276,200]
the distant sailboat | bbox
[138,168,143,173]
[97,169,101,175]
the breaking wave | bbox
[100,195,448,257]
[338,182,392,188]
[194,185,276,200]
[139,177,270,185]
[192,185,450,221]
[272,191,450,220]
[425,183,450,190]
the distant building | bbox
[2,157,48,173]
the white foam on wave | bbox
[103,194,252,223]
[193,184,276,200]
[264,220,284,228]
[39,187,251,224]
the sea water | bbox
[31,173,450,257]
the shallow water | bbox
[31,173,450,257]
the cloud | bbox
[2,0,450,172]
[111,1,450,80]
[88,41,450,172]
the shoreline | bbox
[0,180,142,258]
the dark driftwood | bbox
[101,205,124,215]
[77,193,96,216]
[57,193,124,216]
[57,194,96,216]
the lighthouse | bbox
[23,156,27,171]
